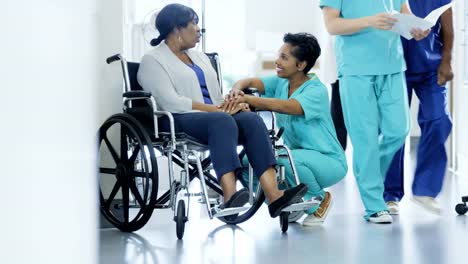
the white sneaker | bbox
[303,192,333,226]
[302,214,322,226]
[368,211,393,224]
[386,201,399,215]
[411,195,441,215]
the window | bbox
[123,0,202,61]
[123,0,328,92]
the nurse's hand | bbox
[410,28,430,41]
[437,60,454,86]
[228,87,244,100]
[367,13,397,30]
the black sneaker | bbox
[268,183,308,218]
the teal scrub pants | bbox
[241,150,346,215]
[339,72,410,219]
[279,149,347,214]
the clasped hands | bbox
[217,88,250,115]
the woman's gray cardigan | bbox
[137,42,224,113]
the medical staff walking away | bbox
[319,0,429,223]
[384,0,453,215]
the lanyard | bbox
[382,0,395,14]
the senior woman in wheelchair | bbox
[137,3,307,219]
[225,33,348,226]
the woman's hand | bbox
[227,103,250,115]
[410,28,431,41]
[366,13,397,30]
[218,98,250,115]
[239,103,251,112]
[222,94,246,112]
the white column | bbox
[0,1,122,263]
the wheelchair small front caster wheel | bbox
[280,212,289,233]
[175,200,188,239]
[455,203,467,215]
[288,197,305,223]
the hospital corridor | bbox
[2,1,468,264]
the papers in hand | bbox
[389,2,453,40]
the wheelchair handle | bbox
[106,54,121,64]
[276,127,284,139]
[244,88,260,95]
[271,127,285,142]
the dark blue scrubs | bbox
[384,0,453,201]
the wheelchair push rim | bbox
[98,113,158,232]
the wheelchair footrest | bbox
[198,198,221,205]
[212,206,250,218]
[282,199,321,212]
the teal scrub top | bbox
[261,74,346,165]
[320,0,407,76]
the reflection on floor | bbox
[99,138,468,264]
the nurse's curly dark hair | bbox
[150,4,199,46]
[283,33,321,74]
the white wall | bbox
[0,0,122,263]
[245,0,328,50]
[98,0,125,123]
[98,0,125,197]
[452,0,468,174]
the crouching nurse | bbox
[225,33,347,226]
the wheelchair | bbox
[98,53,320,239]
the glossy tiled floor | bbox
[99,139,468,264]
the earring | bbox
[178,35,182,43]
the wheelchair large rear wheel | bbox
[98,113,158,232]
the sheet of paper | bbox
[389,2,453,40]
[390,13,432,39]
[424,2,453,24]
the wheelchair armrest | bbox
[121,94,174,147]
[153,110,176,149]
[123,91,152,98]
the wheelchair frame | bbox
[98,53,320,239]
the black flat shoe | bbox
[216,188,250,221]
[268,183,308,218]
[222,188,249,209]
